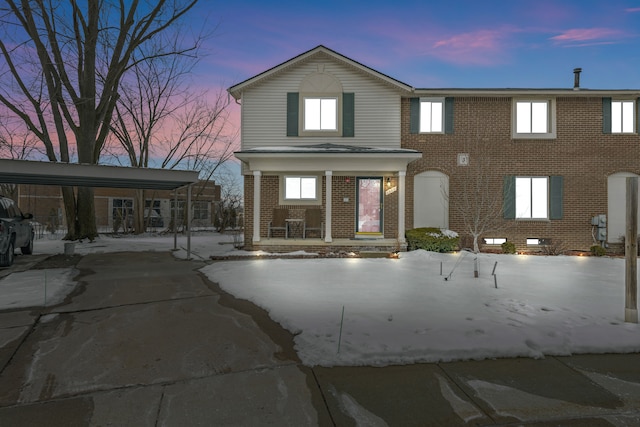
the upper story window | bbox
[512,99,556,139]
[287,68,354,138]
[602,99,636,134]
[420,98,444,133]
[409,97,454,134]
[304,97,338,131]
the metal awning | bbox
[0,159,198,190]
[0,159,200,258]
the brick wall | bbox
[402,96,640,252]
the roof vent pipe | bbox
[573,68,582,90]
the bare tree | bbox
[107,49,237,233]
[0,0,200,240]
[448,136,510,254]
[0,116,41,198]
[212,167,243,234]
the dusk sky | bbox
[193,0,640,92]
[183,0,640,171]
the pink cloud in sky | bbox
[550,28,626,45]
[427,28,514,66]
[625,7,640,13]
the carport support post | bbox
[173,189,178,251]
[187,184,192,260]
[625,177,638,323]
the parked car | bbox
[0,195,35,267]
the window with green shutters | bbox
[410,97,454,134]
[503,175,563,220]
[602,98,638,134]
[286,92,354,137]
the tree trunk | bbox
[133,189,145,234]
[76,187,98,241]
[61,186,78,240]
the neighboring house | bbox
[229,45,640,253]
[15,181,221,234]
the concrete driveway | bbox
[0,251,639,426]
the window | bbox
[112,198,133,221]
[603,98,637,134]
[516,177,548,219]
[287,92,354,137]
[193,201,209,220]
[503,175,563,220]
[285,176,317,200]
[409,97,454,134]
[512,99,556,139]
[612,100,634,133]
[484,238,507,245]
[420,98,444,133]
[304,97,337,131]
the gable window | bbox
[285,176,317,200]
[410,97,454,134]
[603,98,638,134]
[304,97,337,131]
[512,99,556,139]
[503,175,563,220]
[287,92,354,137]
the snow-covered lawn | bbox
[3,232,639,367]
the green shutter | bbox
[445,97,454,134]
[342,93,355,137]
[602,97,612,134]
[549,175,564,220]
[287,92,299,136]
[503,176,515,219]
[410,98,420,134]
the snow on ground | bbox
[2,232,640,367]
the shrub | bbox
[406,228,459,252]
[501,241,516,254]
[590,245,606,256]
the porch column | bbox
[325,170,333,242]
[398,171,406,244]
[253,171,261,243]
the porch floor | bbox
[248,237,405,255]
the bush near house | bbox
[501,241,516,254]
[406,228,459,252]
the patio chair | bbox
[268,208,289,238]
[303,208,323,239]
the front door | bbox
[356,177,382,234]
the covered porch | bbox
[235,143,422,252]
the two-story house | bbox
[229,45,640,254]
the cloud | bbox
[550,28,626,46]
[426,28,515,66]
[625,7,640,13]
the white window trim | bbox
[300,93,342,137]
[611,99,636,134]
[512,98,557,139]
[419,97,445,134]
[515,176,549,220]
[279,175,322,206]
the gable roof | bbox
[227,45,413,99]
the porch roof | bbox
[234,143,422,173]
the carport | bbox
[0,158,200,258]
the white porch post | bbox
[325,170,333,242]
[398,171,406,244]
[253,171,261,243]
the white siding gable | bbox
[240,57,402,150]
